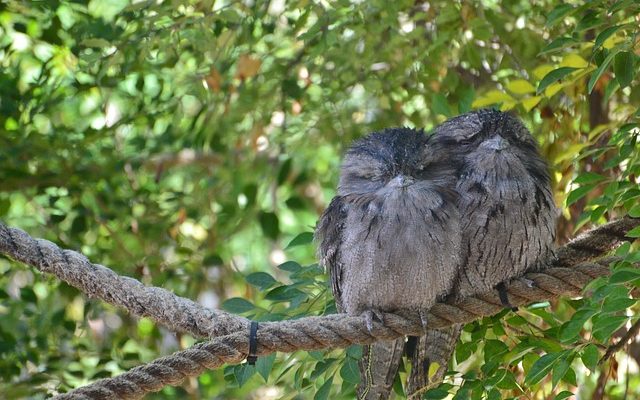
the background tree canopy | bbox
[0,0,639,399]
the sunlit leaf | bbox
[472,90,514,108]
[521,96,542,111]
[560,54,589,69]
[506,80,535,95]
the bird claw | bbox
[418,309,429,332]
[522,277,535,288]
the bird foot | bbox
[418,309,429,332]
[521,277,535,288]
[364,309,385,333]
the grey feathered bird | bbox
[315,128,462,399]
[409,109,557,396]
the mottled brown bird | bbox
[315,128,462,399]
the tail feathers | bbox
[406,324,463,399]
[357,338,405,400]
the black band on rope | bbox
[247,321,259,365]
[496,281,518,312]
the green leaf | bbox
[546,4,575,26]
[581,344,599,372]
[256,353,276,381]
[233,364,256,387]
[628,204,640,218]
[484,339,509,363]
[458,87,475,113]
[555,390,575,400]
[588,51,617,93]
[539,37,578,55]
[626,226,640,238]
[424,387,450,399]
[573,172,606,185]
[576,11,603,32]
[259,212,280,240]
[20,288,37,303]
[537,67,579,94]
[525,351,567,386]
[88,0,128,22]
[614,51,634,88]
[566,184,596,206]
[314,376,333,400]
[277,159,292,185]
[246,272,277,290]
[552,358,572,388]
[311,359,337,380]
[286,232,314,249]
[340,357,360,384]
[561,309,596,342]
[592,315,627,342]
[594,25,623,50]
[346,345,363,359]
[278,261,302,272]
[222,297,255,314]
[431,93,452,117]
[609,268,640,284]
[602,298,636,313]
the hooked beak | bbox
[387,174,415,188]
[486,135,509,151]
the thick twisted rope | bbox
[52,258,621,399]
[0,223,249,339]
[0,217,638,399]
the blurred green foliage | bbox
[0,0,639,399]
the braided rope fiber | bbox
[0,217,637,399]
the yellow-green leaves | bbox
[471,90,514,109]
[506,80,536,95]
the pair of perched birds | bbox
[315,109,557,399]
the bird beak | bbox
[388,174,415,188]
[486,135,509,151]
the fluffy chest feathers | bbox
[455,139,556,297]
[338,181,460,315]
